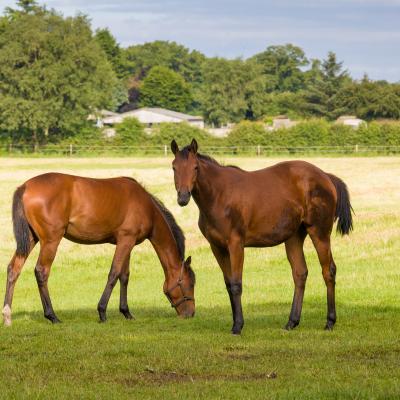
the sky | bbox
[1,0,399,82]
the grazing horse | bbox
[171,139,353,334]
[2,173,195,326]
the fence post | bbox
[8,143,12,154]
[355,144,359,153]
[257,145,261,156]
[69,144,73,157]
[164,144,168,156]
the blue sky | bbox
[1,0,399,82]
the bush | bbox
[114,117,147,146]
[59,123,105,146]
[225,119,400,149]
[149,122,219,147]
[227,121,267,146]
[268,119,331,147]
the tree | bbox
[122,41,205,111]
[198,58,267,125]
[139,66,192,112]
[0,4,118,145]
[250,44,309,92]
[95,28,131,80]
[337,77,400,120]
[124,40,205,83]
[5,0,41,17]
[301,52,351,119]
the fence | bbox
[2,143,400,156]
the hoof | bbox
[284,320,299,331]
[120,309,134,320]
[45,314,61,324]
[324,320,335,331]
[231,323,243,335]
[2,305,12,327]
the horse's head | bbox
[170,138,199,206]
[164,256,195,318]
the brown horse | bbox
[171,139,353,334]
[2,173,195,326]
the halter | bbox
[164,261,194,308]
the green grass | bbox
[0,157,399,399]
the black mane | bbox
[150,195,195,285]
[180,146,242,170]
[122,176,186,261]
[149,194,186,262]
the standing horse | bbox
[2,173,195,326]
[171,139,352,334]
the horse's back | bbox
[21,173,154,244]
[216,160,337,247]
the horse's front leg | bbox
[227,236,245,335]
[97,238,135,322]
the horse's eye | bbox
[194,166,199,171]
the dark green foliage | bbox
[301,52,351,119]
[0,3,118,145]
[95,28,131,81]
[337,77,400,120]
[251,44,309,92]
[198,58,266,126]
[262,92,304,119]
[124,40,205,84]
[1,1,399,146]
[140,66,193,112]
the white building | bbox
[272,115,298,130]
[335,115,365,128]
[102,107,204,129]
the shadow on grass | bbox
[9,300,400,334]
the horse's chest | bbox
[198,213,227,247]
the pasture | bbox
[0,156,399,399]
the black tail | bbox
[12,185,31,256]
[327,174,354,235]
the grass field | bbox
[0,156,399,399]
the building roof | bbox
[335,115,365,127]
[130,108,203,121]
[102,107,204,125]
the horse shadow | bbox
[8,300,399,335]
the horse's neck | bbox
[193,160,225,211]
[149,206,181,279]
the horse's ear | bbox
[190,138,198,154]
[171,139,179,155]
[184,256,192,267]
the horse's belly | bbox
[64,221,115,244]
[245,207,303,247]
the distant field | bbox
[0,156,399,399]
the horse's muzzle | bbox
[177,191,191,206]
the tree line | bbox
[0,0,399,146]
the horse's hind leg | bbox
[35,239,62,323]
[284,227,308,330]
[3,238,37,326]
[119,254,134,320]
[308,228,336,330]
